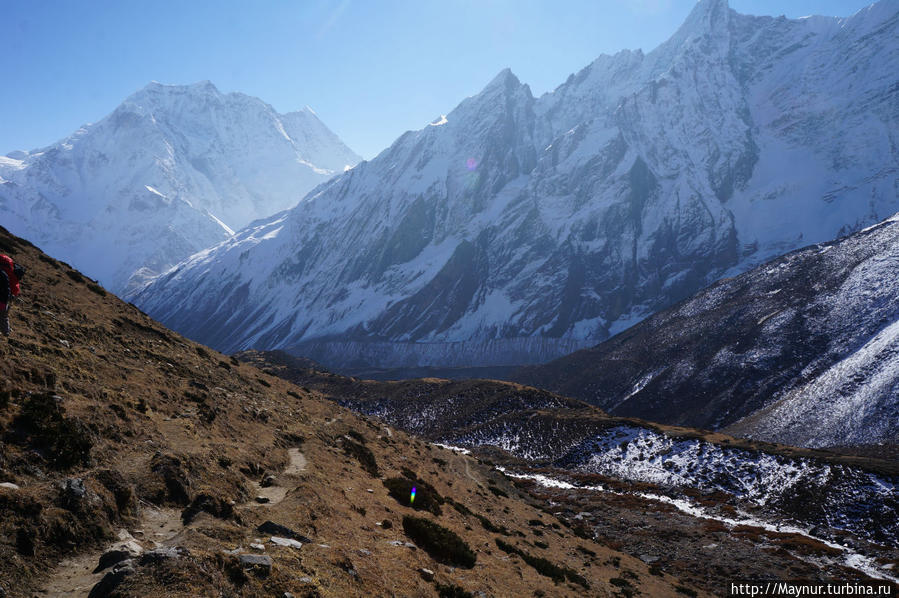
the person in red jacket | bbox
[0,254,24,337]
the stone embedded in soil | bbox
[239,553,273,576]
[255,495,270,504]
[88,560,135,598]
[270,536,303,549]
[257,520,312,543]
[139,546,189,564]
[419,567,435,581]
[93,541,143,574]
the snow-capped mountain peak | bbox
[0,81,361,292]
[135,2,899,372]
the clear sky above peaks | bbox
[1,0,877,160]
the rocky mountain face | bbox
[238,349,899,585]
[0,81,360,293]
[135,0,899,370]
[514,212,899,451]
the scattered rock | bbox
[381,519,393,530]
[58,478,88,511]
[239,553,273,576]
[257,521,312,543]
[283,593,295,598]
[640,554,659,564]
[250,543,266,551]
[419,567,435,581]
[357,549,372,556]
[93,541,144,573]
[255,495,270,504]
[270,536,303,549]
[88,560,135,598]
[0,482,19,490]
[140,546,189,565]
[404,542,417,550]
[261,474,277,488]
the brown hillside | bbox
[0,225,695,597]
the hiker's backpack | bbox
[13,263,24,281]
[0,255,21,297]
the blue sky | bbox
[1,0,877,160]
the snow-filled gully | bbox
[497,468,899,584]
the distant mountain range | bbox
[515,212,899,451]
[0,81,359,293]
[134,0,899,371]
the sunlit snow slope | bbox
[0,81,360,293]
[135,1,899,369]
[516,212,899,449]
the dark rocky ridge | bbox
[513,214,899,450]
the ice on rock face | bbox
[135,1,899,370]
[0,81,361,294]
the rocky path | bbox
[37,449,308,597]
[243,448,307,509]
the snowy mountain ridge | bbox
[514,210,899,450]
[0,81,360,293]
[135,0,899,369]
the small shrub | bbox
[343,440,379,477]
[87,283,106,296]
[257,377,271,388]
[195,346,209,359]
[38,254,59,268]
[347,429,366,443]
[534,541,549,549]
[495,539,588,589]
[435,583,474,598]
[447,498,472,517]
[381,519,393,530]
[402,515,476,568]
[384,475,442,515]
[487,484,509,498]
[66,270,85,284]
[13,393,92,469]
[676,585,698,597]
[610,578,635,597]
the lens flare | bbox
[466,157,477,171]
[410,486,417,504]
